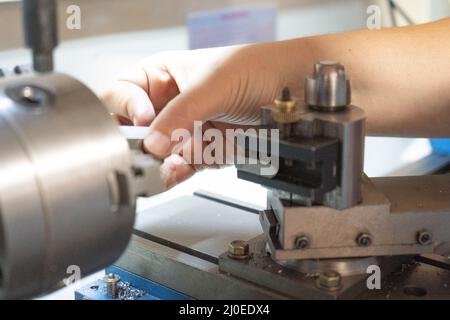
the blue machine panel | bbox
[75,266,192,300]
[431,139,450,155]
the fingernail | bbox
[144,130,171,157]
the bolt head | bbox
[6,84,53,108]
[295,236,309,250]
[356,233,372,247]
[316,271,342,291]
[228,240,250,260]
[417,230,433,246]
[103,273,120,283]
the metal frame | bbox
[107,191,450,300]
[262,175,450,260]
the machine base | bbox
[77,192,450,300]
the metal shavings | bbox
[117,282,146,300]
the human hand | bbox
[100,42,302,188]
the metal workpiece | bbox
[0,73,138,299]
[118,128,166,196]
[119,125,149,150]
[305,61,351,111]
[129,151,165,199]
[22,0,58,73]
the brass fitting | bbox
[272,87,303,124]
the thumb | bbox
[143,87,220,159]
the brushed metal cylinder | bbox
[0,73,135,299]
[305,61,351,112]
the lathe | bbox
[0,0,449,300]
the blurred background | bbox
[0,0,448,300]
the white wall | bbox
[277,0,371,40]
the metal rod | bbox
[22,0,58,73]
[416,254,450,271]
[132,229,219,265]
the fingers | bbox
[159,121,243,188]
[101,80,155,126]
[143,86,221,159]
[100,63,179,126]
[111,114,133,126]
[160,154,196,189]
[142,65,179,114]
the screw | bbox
[295,236,309,250]
[20,86,44,105]
[228,240,250,260]
[356,233,372,247]
[316,271,342,291]
[417,230,433,246]
[13,64,32,75]
[280,87,291,101]
[6,84,52,107]
[103,273,120,298]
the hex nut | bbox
[228,240,250,260]
[416,230,433,246]
[295,236,310,250]
[316,271,342,291]
[356,233,372,247]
